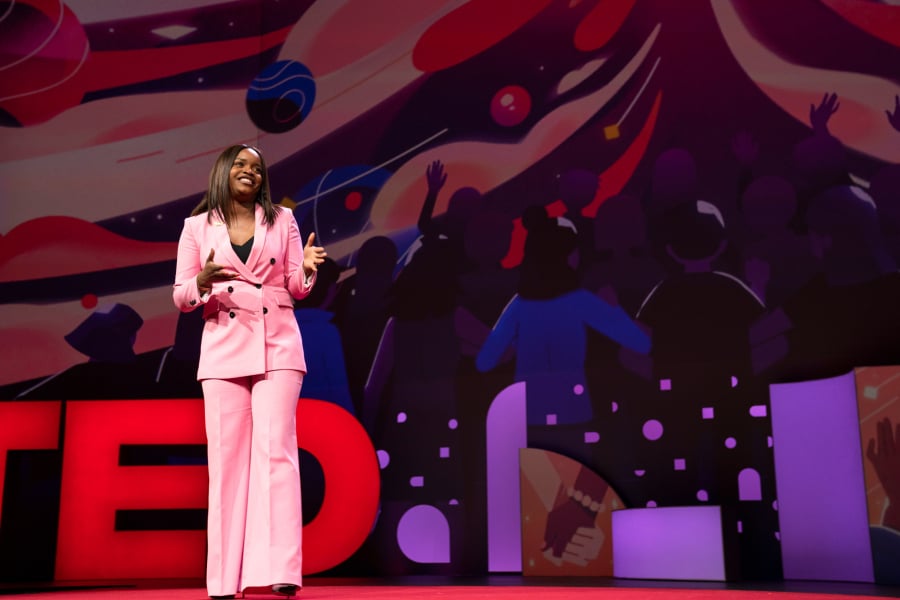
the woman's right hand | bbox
[197,248,237,294]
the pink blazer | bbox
[173,205,316,380]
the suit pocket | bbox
[272,288,295,309]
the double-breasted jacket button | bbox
[229,311,236,318]
[263,307,268,315]
[190,299,197,306]
[270,258,276,265]
[227,286,234,293]
[255,283,262,289]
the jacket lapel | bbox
[244,204,268,273]
[209,206,267,281]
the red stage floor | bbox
[2,578,899,600]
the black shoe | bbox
[272,583,298,596]
[210,596,235,599]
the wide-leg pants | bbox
[201,370,303,596]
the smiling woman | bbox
[172,143,327,599]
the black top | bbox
[231,236,253,264]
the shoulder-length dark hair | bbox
[191,144,278,227]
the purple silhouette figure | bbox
[476,206,651,426]
[333,235,397,416]
[739,175,818,305]
[582,193,664,315]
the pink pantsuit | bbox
[173,205,315,596]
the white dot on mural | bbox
[376,449,390,469]
[725,437,737,449]
[397,412,407,423]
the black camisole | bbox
[231,236,253,264]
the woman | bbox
[173,144,325,598]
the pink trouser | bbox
[202,370,303,596]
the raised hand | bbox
[197,248,237,293]
[887,95,900,133]
[425,160,447,194]
[810,92,840,134]
[303,232,327,275]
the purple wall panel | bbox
[769,372,874,582]
[612,506,726,581]
[486,382,527,572]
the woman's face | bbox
[229,147,263,202]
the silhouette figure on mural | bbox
[788,93,854,232]
[749,93,900,380]
[363,232,465,570]
[293,257,354,415]
[14,303,151,399]
[411,159,482,266]
[155,308,205,398]
[332,235,397,416]
[634,198,781,579]
[643,148,737,275]
[477,205,651,428]
[456,209,519,337]
[581,192,663,316]
[752,184,900,382]
[737,174,817,307]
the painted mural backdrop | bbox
[1,0,899,585]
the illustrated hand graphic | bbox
[810,92,839,134]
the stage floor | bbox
[1,577,899,599]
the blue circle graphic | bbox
[246,60,316,133]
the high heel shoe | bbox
[272,583,298,596]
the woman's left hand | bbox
[303,232,327,275]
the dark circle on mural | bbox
[246,60,316,133]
